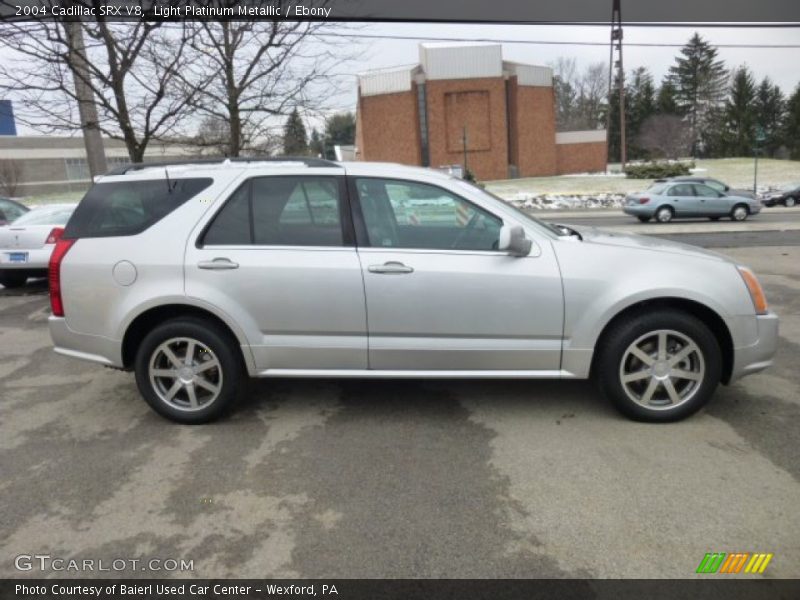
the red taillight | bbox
[46,227,64,245]
[639,197,650,204]
[49,238,76,317]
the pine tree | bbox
[785,83,800,160]
[723,66,757,157]
[656,77,681,115]
[668,33,728,156]
[627,67,657,158]
[755,77,786,157]
[309,128,325,158]
[282,108,309,155]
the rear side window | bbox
[63,178,213,239]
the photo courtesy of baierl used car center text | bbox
[0,0,799,598]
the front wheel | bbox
[731,204,749,221]
[134,317,245,423]
[785,197,797,207]
[595,310,722,422]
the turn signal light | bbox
[738,266,768,315]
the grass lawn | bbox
[485,158,800,197]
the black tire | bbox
[0,272,27,289]
[637,216,650,223]
[730,204,749,221]
[785,197,797,208]
[709,216,721,221]
[595,309,722,423]
[134,317,246,423]
[654,206,673,223]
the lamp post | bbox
[753,126,766,194]
[462,126,468,180]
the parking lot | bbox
[1,243,798,579]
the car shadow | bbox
[0,277,48,296]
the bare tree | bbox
[636,114,693,160]
[550,58,608,131]
[0,159,22,197]
[0,6,201,162]
[180,17,356,157]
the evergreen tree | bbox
[656,77,681,115]
[722,66,757,157]
[668,33,728,156]
[627,67,657,158]
[282,108,309,155]
[785,83,800,160]
[323,112,356,159]
[309,128,325,158]
[755,77,786,157]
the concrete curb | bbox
[533,207,798,219]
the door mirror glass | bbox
[498,225,531,257]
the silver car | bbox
[48,159,778,423]
[623,181,762,223]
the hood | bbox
[563,225,732,263]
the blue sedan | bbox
[623,181,762,223]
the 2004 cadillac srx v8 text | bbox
[48,158,778,423]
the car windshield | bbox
[647,183,669,194]
[452,180,562,238]
[11,205,76,226]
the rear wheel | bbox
[785,197,796,207]
[595,310,722,422]
[655,206,673,223]
[0,272,27,289]
[134,317,245,423]
[637,216,650,223]
[731,204,749,221]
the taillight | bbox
[639,197,650,204]
[49,238,76,317]
[46,227,64,245]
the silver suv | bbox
[48,158,778,423]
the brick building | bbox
[355,44,607,181]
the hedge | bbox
[624,161,694,179]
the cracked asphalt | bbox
[1,245,798,579]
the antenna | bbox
[164,167,175,193]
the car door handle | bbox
[368,261,414,274]
[198,258,239,270]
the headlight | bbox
[737,266,768,315]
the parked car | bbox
[761,182,800,207]
[657,176,757,200]
[0,197,29,225]
[623,181,762,223]
[48,159,777,424]
[0,203,77,288]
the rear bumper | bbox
[622,205,654,217]
[49,316,124,368]
[0,246,53,270]
[729,311,779,383]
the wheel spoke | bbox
[657,332,668,360]
[162,346,182,368]
[622,370,650,383]
[195,358,221,373]
[630,346,655,366]
[152,368,177,378]
[195,377,220,394]
[641,378,660,403]
[186,384,199,408]
[671,368,702,381]
[184,341,196,366]
[663,378,682,404]
[165,380,182,401]
[668,342,698,367]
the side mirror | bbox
[498,225,532,257]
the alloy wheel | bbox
[149,337,223,411]
[732,206,748,221]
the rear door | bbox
[666,183,698,217]
[185,172,368,372]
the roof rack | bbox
[105,156,339,176]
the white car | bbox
[0,203,77,288]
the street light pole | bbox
[462,126,468,179]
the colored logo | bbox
[696,552,773,574]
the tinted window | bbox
[355,178,502,251]
[203,176,344,247]
[693,184,721,198]
[668,184,694,197]
[64,178,212,239]
[705,180,726,193]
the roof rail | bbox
[104,156,339,176]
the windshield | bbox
[11,205,75,226]
[452,180,563,238]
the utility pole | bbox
[606,0,626,169]
[64,19,107,179]
[462,126,468,179]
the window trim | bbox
[347,175,506,253]
[197,174,354,249]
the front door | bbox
[185,174,368,372]
[350,177,564,371]
[666,183,699,217]
[693,183,730,216]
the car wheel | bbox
[785,197,796,207]
[731,204,749,221]
[655,206,673,223]
[595,309,722,422]
[637,216,650,223]
[0,272,27,289]
[709,217,720,221]
[134,317,245,423]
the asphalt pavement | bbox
[1,245,798,579]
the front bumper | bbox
[49,316,124,368]
[729,311,779,383]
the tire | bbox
[637,216,650,223]
[595,309,722,422]
[709,217,721,221]
[0,272,27,289]
[785,197,796,208]
[654,206,673,223]
[134,317,245,423]
[731,204,749,221]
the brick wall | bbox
[513,83,558,177]
[357,87,421,165]
[555,142,608,175]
